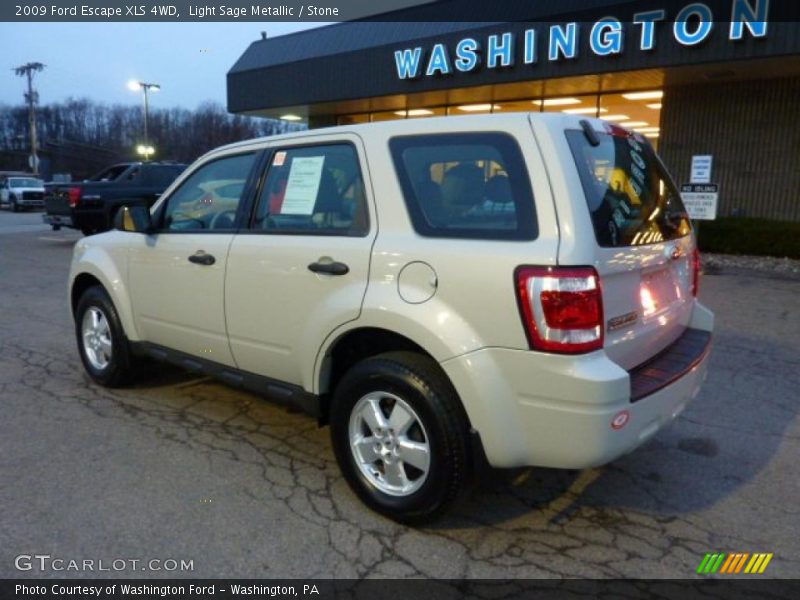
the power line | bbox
[13,62,45,175]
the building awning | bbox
[227,0,800,120]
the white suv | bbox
[69,114,713,522]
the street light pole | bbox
[142,85,149,149]
[128,80,160,161]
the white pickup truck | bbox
[0,175,45,212]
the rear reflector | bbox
[691,246,701,297]
[515,266,604,354]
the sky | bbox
[0,22,324,110]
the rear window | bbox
[148,165,186,187]
[89,165,129,182]
[566,129,691,247]
[389,133,537,240]
[10,178,43,187]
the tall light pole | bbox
[127,80,160,160]
[14,62,45,175]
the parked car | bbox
[68,114,714,522]
[43,161,186,235]
[0,175,45,211]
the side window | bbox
[92,165,128,182]
[389,133,537,240]
[123,168,140,183]
[148,166,185,188]
[253,144,368,236]
[162,153,256,232]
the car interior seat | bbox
[312,168,344,227]
[484,174,513,206]
[413,174,446,227]
[440,163,485,216]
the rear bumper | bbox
[630,328,711,401]
[43,214,74,227]
[441,301,714,469]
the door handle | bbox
[308,261,349,276]
[188,252,215,266]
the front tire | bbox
[330,352,471,523]
[74,286,140,387]
[10,197,19,212]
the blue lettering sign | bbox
[590,17,624,56]
[394,48,422,79]
[549,23,578,60]
[455,38,481,72]
[730,0,769,40]
[524,29,537,64]
[392,3,772,81]
[487,33,514,68]
[426,43,452,76]
[674,3,714,46]
[633,10,666,51]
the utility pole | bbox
[14,62,45,175]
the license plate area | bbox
[640,261,689,320]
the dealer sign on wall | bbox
[393,0,769,80]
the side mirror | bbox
[114,205,153,233]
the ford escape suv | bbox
[69,114,713,522]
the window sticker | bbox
[272,151,286,166]
[280,156,325,215]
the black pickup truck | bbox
[43,161,187,235]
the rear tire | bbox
[330,351,471,523]
[74,285,140,387]
[81,227,97,236]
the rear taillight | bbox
[691,247,701,297]
[515,266,604,354]
[67,187,81,208]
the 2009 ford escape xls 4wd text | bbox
[69,114,713,522]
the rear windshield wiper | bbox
[579,120,601,147]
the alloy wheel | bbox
[348,391,431,497]
[81,306,113,370]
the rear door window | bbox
[389,133,537,240]
[566,128,691,247]
[252,143,369,236]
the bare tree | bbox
[0,98,302,178]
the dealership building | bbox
[227,0,800,221]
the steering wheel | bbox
[209,209,238,230]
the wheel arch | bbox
[318,327,431,394]
[70,272,103,314]
[70,256,139,341]
[315,325,473,428]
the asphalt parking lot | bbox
[1,210,798,579]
